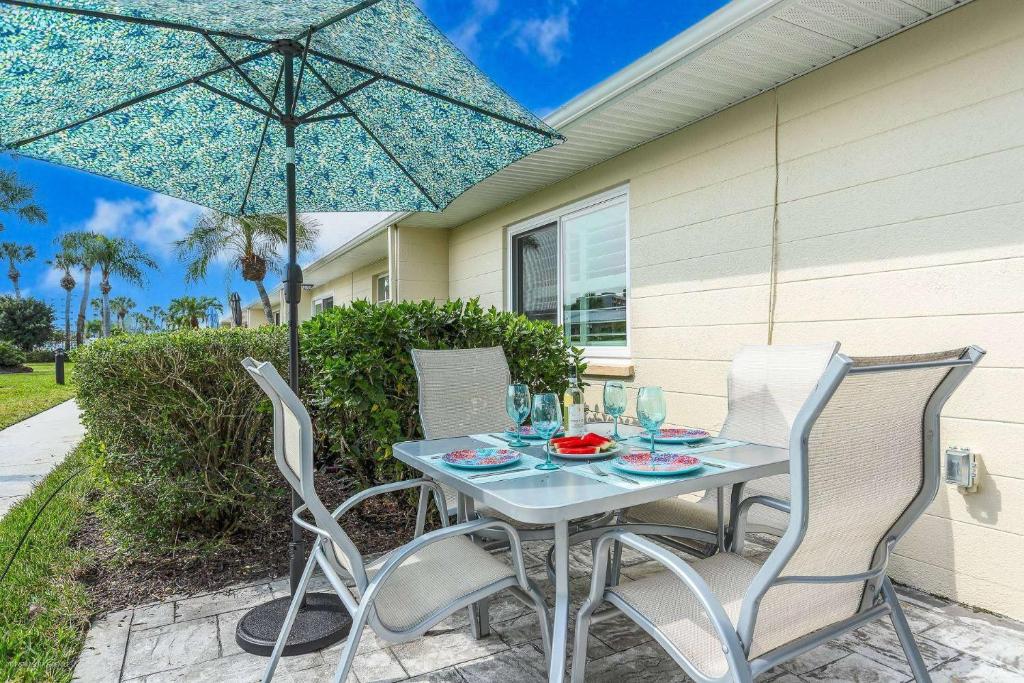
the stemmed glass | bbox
[506,383,531,447]
[603,381,627,441]
[531,393,562,471]
[637,386,667,454]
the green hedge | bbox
[72,327,288,546]
[0,340,26,368]
[302,298,585,486]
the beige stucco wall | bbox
[394,225,450,302]
[440,0,1024,620]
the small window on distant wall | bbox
[374,273,390,303]
[312,295,334,316]
[273,311,281,325]
[508,187,629,356]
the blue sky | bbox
[0,0,727,317]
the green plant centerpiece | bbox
[302,298,586,487]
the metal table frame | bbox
[393,436,788,683]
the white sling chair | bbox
[572,347,983,683]
[624,342,840,554]
[241,358,551,683]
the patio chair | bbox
[572,347,984,683]
[622,342,839,556]
[240,358,551,683]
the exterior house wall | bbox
[395,226,450,302]
[435,0,1024,620]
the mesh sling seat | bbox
[571,347,984,683]
[241,358,551,683]
[624,342,839,552]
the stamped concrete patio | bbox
[73,539,1024,683]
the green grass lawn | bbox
[0,363,75,430]
[0,443,95,682]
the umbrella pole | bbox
[235,42,350,657]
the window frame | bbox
[311,292,335,317]
[505,185,630,360]
[373,272,390,303]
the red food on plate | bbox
[555,446,598,455]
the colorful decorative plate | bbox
[442,448,522,470]
[651,427,710,444]
[504,425,565,440]
[551,442,624,460]
[612,451,704,476]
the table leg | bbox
[548,519,570,683]
[717,486,726,553]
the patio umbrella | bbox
[0,0,562,655]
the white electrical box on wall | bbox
[945,446,978,493]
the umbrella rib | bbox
[298,76,378,122]
[194,82,275,119]
[295,0,387,42]
[293,32,314,113]
[3,46,276,149]
[307,48,563,141]
[301,113,353,124]
[0,0,272,44]
[203,35,282,118]
[299,61,438,208]
[239,64,286,216]
[348,107,441,211]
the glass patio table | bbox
[393,430,788,683]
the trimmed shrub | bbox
[0,339,26,368]
[25,348,55,363]
[72,327,288,546]
[302,298,585,486]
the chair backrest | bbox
[412,346,512,439]
[738,347,984,658]
[720,342,840,448]
[241,358,369,588]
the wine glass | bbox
[603,381,627,441]
[506,383,531,447]
[637,386,667,453]
[531,393,562,471]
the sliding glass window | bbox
[509,189,629,356]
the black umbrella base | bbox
[235,593,351,657]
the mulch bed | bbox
[74,470,430,614]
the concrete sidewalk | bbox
[0,399,84,518]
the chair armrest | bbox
[361,516,530,606]
[331,478,449,527]
[587,531,748,669]
[730,495,790,553]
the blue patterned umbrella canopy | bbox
[0,0,562,214]
[0,1,564,650]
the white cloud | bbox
[79,194,203,256]
[450,0,500,56]
[511,5,572,65]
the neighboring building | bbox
[245,0,1024,620]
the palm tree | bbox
[167,295,222,329]
[0,242,36,298]
[131,312,157,333]
[146,304,166,330]
[175,212,318,326]
[59,231,103,346]
[93,235,157,337]
[47,250,78,350]
[85,318,102,339]
[0,169,46,233]
[110,296,136,329]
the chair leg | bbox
[607,540,623,587]
[469,597,491,638]
[330,607,370,683]
[262,546,319,683]
[524,580,552,663]
[882,579,931,683]
[414,485,430,538]
[570,596,600,683]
